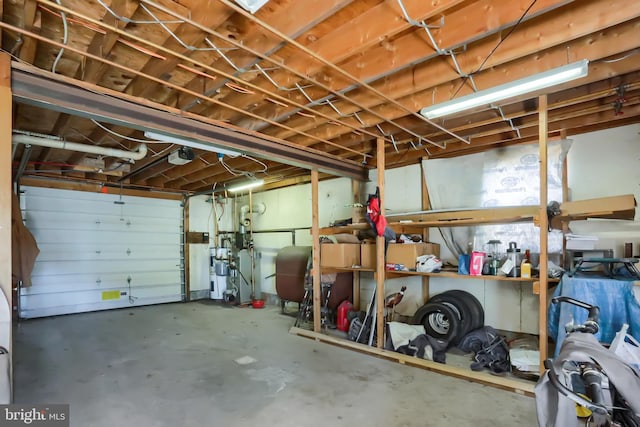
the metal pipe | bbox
[14,144,32,182]
[12,134,147,161]
[248,189,255,300]
[118,153,170,182]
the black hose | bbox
[581,364,605,408]
[543,359,609,417]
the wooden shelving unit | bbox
[299,108,637,392]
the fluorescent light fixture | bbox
[233,0,269,13]
[420,60,589,119]
[144,131,240,157]
[227,179,264,193]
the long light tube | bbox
[143,131,241,157]
[420,60,589,119]
[227,179,264,193]
[233,0,269,13]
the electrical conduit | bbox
[12,133,147,161]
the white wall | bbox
[188,178,355,299]
[566,124,640,255]
[241,177,354,296]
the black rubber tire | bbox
[417,302,462,345]
[425,290,485,339]
[428,293,474,340]
[443,290,485,331]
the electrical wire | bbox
[217,201,225,222]
[219,157,242,176]
[450,0,538,100]
[219,153,268,179]
[90,119,153,143]
[51,0,68,74]
[97,0,184,25]
[595,48,640,64]
[240,154,268,173]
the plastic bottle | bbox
[521,249,532,278]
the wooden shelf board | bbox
[383,270,561,283]
[320,266,375,273]
[318,195,636,235]
[319,223,369,234]
[290,327,535,397]
[388,205,538,223]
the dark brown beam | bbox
[10,62,369,182]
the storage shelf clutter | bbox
[293,184,637,393]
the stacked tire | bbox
[411,290,484,348]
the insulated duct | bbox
[12,133,147,161]
[239,203,266,229]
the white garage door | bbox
[19,186,183,318]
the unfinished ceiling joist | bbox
[10,63,369,182]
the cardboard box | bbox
[352,206,367,224]
[320,243,360,268]
[360,244,377,269]
[386,242,440,270]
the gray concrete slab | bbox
[14,301,538,426]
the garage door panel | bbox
[20,284,181,319]
[23,270,182,293]
[24,188,180,219]
[25,210,180,233]
[20,186,183,318]
[31,258,180,276]
[31,228,180,246]
[35,243,179,262]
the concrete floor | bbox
[15,301,538,426]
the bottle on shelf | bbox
[521,249,532,278]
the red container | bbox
[336,300,353,332]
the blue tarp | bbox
[548,273,640,356]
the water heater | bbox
[210,247,229,300]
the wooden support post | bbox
[311,170,321,333]
[376,138,385,348]
[0,52,12,399]
[538,95,549,372]
[560,129,569,269]
[420,161,431,303]
[352,179,360,310]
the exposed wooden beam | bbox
[311,169,320,332]
[18,0,40,63]
[124,1,232,100]
[282,3,640,146]
[251,0,573,137]
[0,52,13,386]
[175,0,353,112]
[201,0,466,121]
[81,0,132,84]
[538,94,549,371]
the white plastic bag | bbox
[609,323,640,373]
[416,254,442,273]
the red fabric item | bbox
[366,189,388,237]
